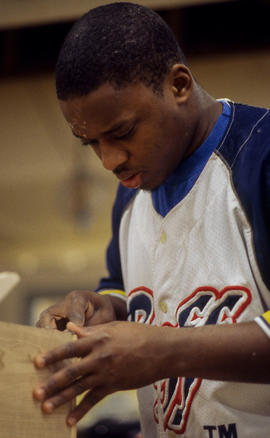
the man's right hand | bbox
[36,290,126,329]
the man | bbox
[33,3,270,437]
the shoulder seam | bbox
[230,109,269,168]
[217,103,269,169]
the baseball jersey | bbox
[97,100,270,438]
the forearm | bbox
[162,321,270,383]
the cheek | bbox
[136,128,162,156]
[131,123,175,168]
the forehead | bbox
[59,82,162,137]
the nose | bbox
[99,143,128,171]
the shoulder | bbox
[216,102,270,211]
[216,102,270,194]
[217,102,270,167]
[217,102,270,290]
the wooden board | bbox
[0,320,76,438]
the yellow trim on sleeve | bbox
[262,310,270,324]
[98,289,126,297]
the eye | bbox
[114,126,135,141]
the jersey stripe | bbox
[98,289,126,299]
[255,311,270,338]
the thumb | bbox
[67,322,92,338]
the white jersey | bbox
[97,101,270,437]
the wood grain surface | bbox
[0,320,76,438]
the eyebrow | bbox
[72,118,135,141]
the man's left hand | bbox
[33,321,167,426]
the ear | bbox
[168,64,193,104]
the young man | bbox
[33,3,270,437]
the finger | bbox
[36,312,58,329]
[85,295,115,326]
[66,322,83,336]
[33,355,95,400]
[41,374,97,414]
[68,308,86,327]
[86,309,109,326]
[67,322,93,338]
[66,386,110,426]
[68,294,95,327]
[34,336,93,369]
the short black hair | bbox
[55,2,187,100]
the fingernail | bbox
[67,416,76,426]
[34,387,45,400]
[35,355,45,368]
[43,401,54,413]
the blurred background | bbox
[0,0,269,436]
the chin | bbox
[140,180,163,191]
[138,170,167,191]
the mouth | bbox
[117,171,143,189]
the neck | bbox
[185,87,223,158]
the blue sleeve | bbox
[96,184,137,292]
[219,103,270,291]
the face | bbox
[60,80,193,190]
